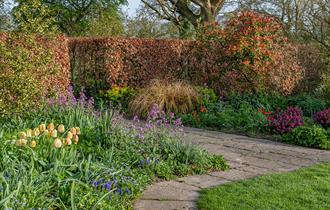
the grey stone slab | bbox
[134,200,197,210]
[177,174,229,189]
[141,181,200,201]
[133,124,330,210]
[209,169,259,181]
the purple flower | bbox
[133,115,140,122]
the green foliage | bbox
[181,101,268,135]
[0,97,227,208]
[283,125,330,149]
[196,86,219,105]
[226,91,288,111]
[86,7,124,37]
[318,70,330,98]
[13,0,126,36]
[0,33,59,118]
[99,86,136,112]
[13,0,58,34]
[288,94,329,117]
[154,162,173,180]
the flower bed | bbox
[0,89,227,209]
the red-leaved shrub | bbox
[268,107,304,134]
[199,11,304,95]
[313,109,330,128]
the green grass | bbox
[198,163,330,210]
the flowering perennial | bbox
[15,123,81,148]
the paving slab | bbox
[134,128,330,210]
[140,181,200,201]
[177,174,229,189]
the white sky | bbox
[123,0,141,16]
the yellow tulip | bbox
[44,129,49,136]
[15,139,22,146]
[73,135,79,144]
[75,127,81,135]
[39,124,46,132]
[26,129,32,138]
[58,124,65,133]
[16,139,27,146]
[21,139,27,146]
[32,128,40,137]
[66,138,72,145]
[70,127,77,135]
[67,131,73,139]
[30,140,37,148]
[18,132,27,139]
[53,138,62,148]
[51,130,58,138]
[47,123,55,131]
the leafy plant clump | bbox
[0,90,227,209]
[99,86,136,112]
[283,125,330,149]
[313,108,330,128]
[267,107,304,134]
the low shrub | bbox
[313,109,330,128]
[129,80,199,117]
[181,102,267,134]
[267,107,304,134]
[283,125,330,149]
[288,94,328,117]
[225,91,288,111]
[99,86,136,112]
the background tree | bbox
[13,0,58,34]
[86,6,125,37]
[13,0,127,36]
[125,5,180,38]
[0,0,12,31]
[141,0,226,37]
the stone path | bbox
[134,127,330,210]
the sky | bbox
[123,0,141,16]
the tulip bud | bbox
[73,135,79,144]
[44,129,49,136]
[54,138,62,148]
[39,124,46,132]
[30,140,37,148]
[67,131,73,139]
[58,124,65,133]
[32,128,40,137]
[75,127,81,135]
[51,130,57,138]
[17,139,27,146]
[70,127,77,135]
[26,129,32,138]
[66,138,72,145]
[18,132,27,139]
[47,123,55,131]
[16,139,22,146]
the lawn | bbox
[197,163,330,210]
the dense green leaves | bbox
[13,0,127,35]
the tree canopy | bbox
[13,0,127,36]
